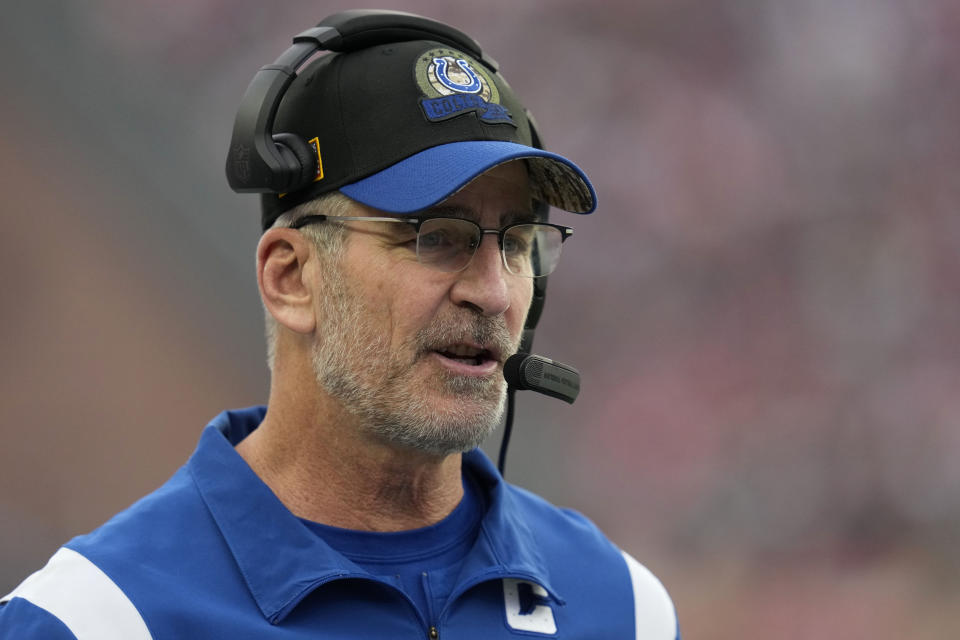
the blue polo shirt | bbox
[1,407,679,639]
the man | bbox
[0,10,678,639]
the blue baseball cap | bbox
[260,38,596,228]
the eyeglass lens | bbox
[415,218,563,277]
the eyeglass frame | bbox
[288,214,574,278]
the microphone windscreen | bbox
[503,353,529,389]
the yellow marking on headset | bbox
[278,136,324,198]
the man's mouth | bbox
[434,343,498,367]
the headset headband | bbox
[226,10,500,195]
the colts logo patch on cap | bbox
[415,48,515,126]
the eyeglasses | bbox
[290,215,573,278]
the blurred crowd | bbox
[1,1,958,638]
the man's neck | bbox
[235,397,465,532]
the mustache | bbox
[412,312,517,361]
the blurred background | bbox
[1,1,958,637]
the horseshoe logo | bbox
[432,57,483,94]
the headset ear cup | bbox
[271,133,317,192]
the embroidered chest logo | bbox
[414,48,515,126]
[503,579,557,635]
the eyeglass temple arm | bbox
[290,215,421,229]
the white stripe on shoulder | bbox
[621,550,677,640]
[1,546,152,640]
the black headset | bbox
[226,9,496,196]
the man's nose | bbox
[449,234,510,316]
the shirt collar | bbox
[459,448,564,604]
[188,406,562,624]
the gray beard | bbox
[310,265,516,457]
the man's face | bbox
[310,161,535,456]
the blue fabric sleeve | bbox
[0,597,78,640]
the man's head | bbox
[235,11,597,456]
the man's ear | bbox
[257,228,317,335]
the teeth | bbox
[446,344,481,357]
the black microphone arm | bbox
[498,353,581,475]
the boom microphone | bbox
[503,353,580,404]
